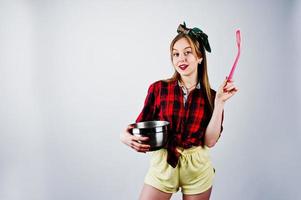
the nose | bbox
[179,53,187,62]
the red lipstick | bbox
[179,64,188,71]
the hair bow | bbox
[177,22,211,53]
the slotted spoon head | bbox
[236,30,241,48]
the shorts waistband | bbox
[176,146,208,155]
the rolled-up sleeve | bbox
[136,82,159,123]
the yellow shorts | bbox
[144,146,215,195]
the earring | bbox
[198,58,203,64]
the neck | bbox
[180,74,198,89]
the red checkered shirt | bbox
[136,79,223,168]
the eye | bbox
[184,51,192,56]
[172,52,179,57]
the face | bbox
[172,37,202,79]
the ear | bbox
[198,58,203,64]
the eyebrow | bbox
[172,46,192,51]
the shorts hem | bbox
[182,183,213,195]
[144,180,178,194]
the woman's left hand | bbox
[215,78,239,105]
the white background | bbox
[0,0,300,199]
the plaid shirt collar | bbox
[177,80,201,90]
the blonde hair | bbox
[166,33,214,112]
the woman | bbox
[120,22,238,200]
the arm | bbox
[204,78,238,147]
[120,125,150,153]
[120,82,159,153]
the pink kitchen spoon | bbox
[227,29,241,81]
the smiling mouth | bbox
[178,64,189,70]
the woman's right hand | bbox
[120,125,150,153]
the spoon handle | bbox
[227,29,241,81]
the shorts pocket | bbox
[195,148,210,166]
[150,149,166,166]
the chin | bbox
[179,71,193,77]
